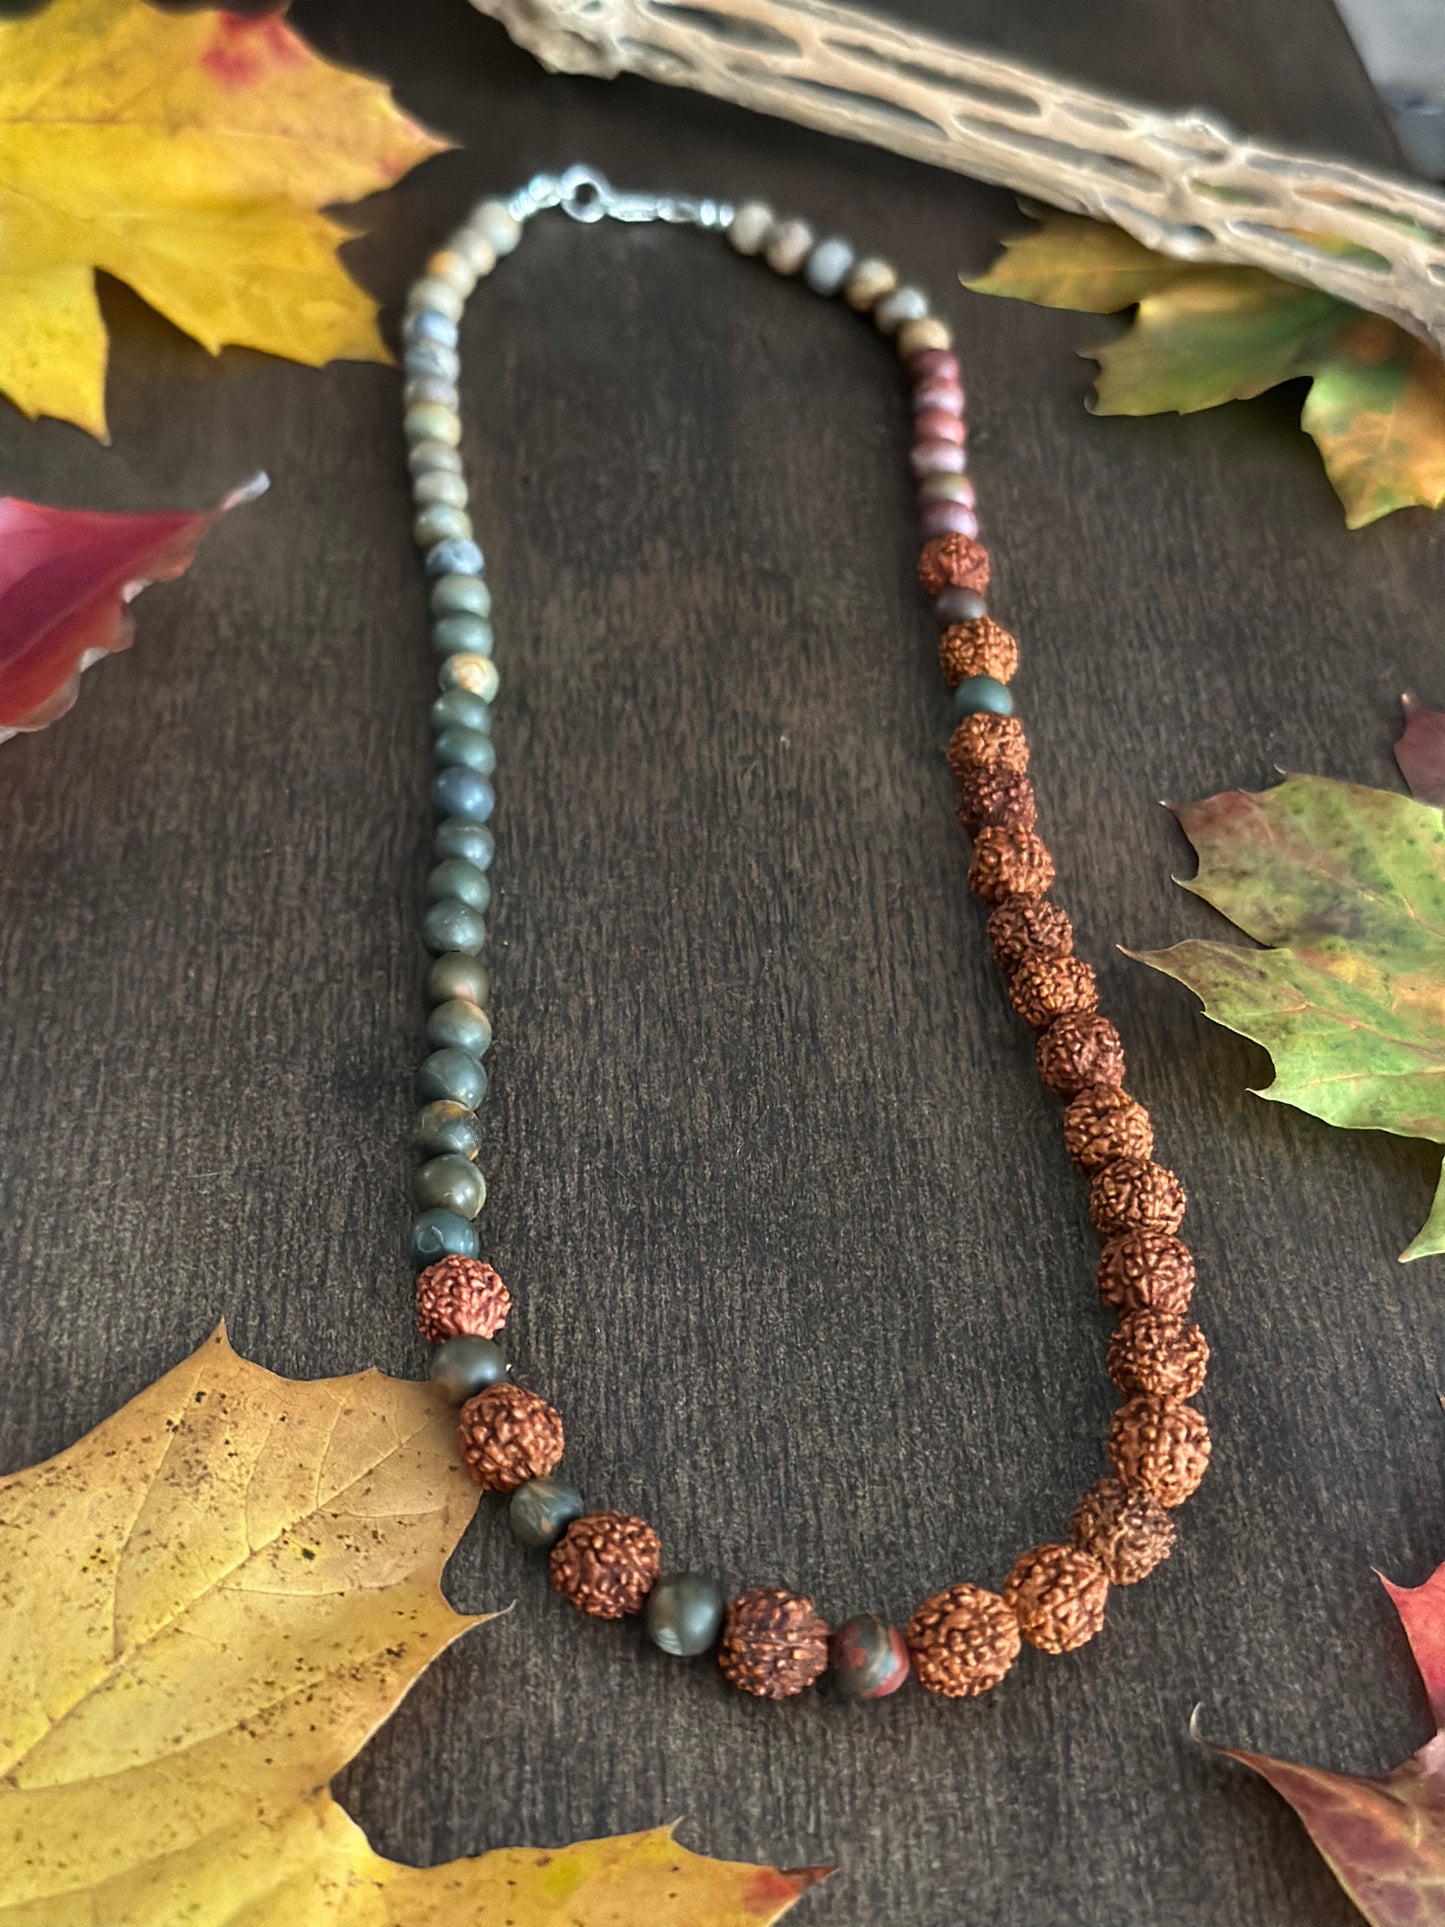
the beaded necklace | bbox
[400,166,1211,1705]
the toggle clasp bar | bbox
[510,164,734,232]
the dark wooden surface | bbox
[1,3,1441,1922]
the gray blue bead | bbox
[432,766,494,822]
[417,1046,488,1108]
[413,1100,483,1160]
[509,1476,585,1550]
[433,726,495,776]
[422,899,486,956]
[410,1206,478,1267]
[404,376,460,411]
[432,613,493,656]
[427,857,490,912]
[433,817,494,867]
[403,309,458,349]
[426,997,492,1057]
[430,1335,507,1403]
[404,341,460,381]
[432,691,492,735]
[430,574,491,617]
[415,1153,486,1217]
[426,538,483,577]
[426,953,489,1007]
[952,675,1014,718]
[934,587,987,626]
[646,1572,725,1657]
[804,236,855,296]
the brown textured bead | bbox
[919,531,990,596]
[1003,1544,1109,1654]
[549,1511,661,1619]
[1063,1086,1154,1171]
[1007,952,1098,1030]
[1069,1477,1176,1586]
[1108,1395,1212,1507]
[968,826,1055,904]
[988,896,1073,973]
[1108,1310,1210,1399]
[1096,1229,1196,1315]
[1089,1157,1187,1237]
[946,711,1029,782]
[415,1255,510,1344]
[939,617,1019,687]
[957,769,1036,835]
[457,1382,563,1493]
[1035,1014,1126,1098]
[718,1587,830,1698]
[905,1584,1021,1698]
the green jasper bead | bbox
[427,997,492,1057]
[411,1207,477,1267]
[426,952,489,1006]
[646,1572,725,1657]
[430,1335,506,1403]
[952,674,1014,719]
[427,857,490,912]
[433,726,495,776]
[413,1100,483,1160]
[432,690,492,734]
[434,818,494,868]
[414,503,472,548]
[404,401,460,445]
[422,898,486,956]
[432,613,493,656]
[415,1153,486,1218]
[417,1046,487,1108]
[413,469,468,509]
[509,1477,585,1550]
[430,573,492,618]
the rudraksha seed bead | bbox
[458,1382,563,1493]
[957,769,1036,835]
[829,1613,911,1700]
[1096,1229,1196,1315]
[1069,1477,1176,1586]
[1089,1157,1187,1237]
[946,712,1028,782]
[1035,1014,1126,1098]
[1108,1310,1210,1399]
[919,531,990,596]
[415,1254,510,1343]
[1003,1544,1109,1654]
[939,617,1018,687]
[1063,1086,1154,1171]
[718,1587,830,1698]
[905,1583,1021,1698]
[988,896,1073,973]
[968,826,1055,904]
[1108,1395,1211,1507]
[1007,952,1098,1030]
[549,1511,661,1618]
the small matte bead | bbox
[408,440,464,476]
[432,613,493,656]
[414,504,472,548]
[804,236,855,294]
[437,653,498,697]
[413,469,469,510]
[427,952,489,1006]
[413,1100,483,1160]
[415,1153,486,1218]
[920,501,979,538]
[830,1614,911,1700]
[509,1476,585,1550]
[432,765,495,822]
[403,310,458,349]
[909,347,960,382]
[406,277,464,322]
[953,674,1015,718]
[432,689,491,734]
[913,377,964,413]
[431,573,491,617]
[911,440,967,477]
[405,403,460,446]
[915,409,965,445]
[646,1572,725,1657]
[433,726,495,776]
[728,200,773,255]
[427,997,493,1057]
[765,218,814,275]
[410,1207,478,1267]
[427,857,490,912]
[875,285,929,334]
[433,816,494,866]
[404,341,460,380]
[425,540,482,580]
[431,1335,506,1403]
[845,257,897,310]
[453,229,498,276]
[404,376,461,411]
[471,199,521,254]
[918,471,976,505]
[424,249,477,294]
[935,587,988,624]
[417,1047,488,1108]
[897,316,952,360]
[422,898,486,956]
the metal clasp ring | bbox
[558,164,615,223]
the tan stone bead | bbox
[1108,1395,1212,1507]
[898,315,952,359]
[1062,1086,1154,1171]
[845,257,898,310]
[1089,1157,1186,1237]
[946,711,1029,782]
[1007,952,1098,1030]
[968,826,1055,904]
[1069,1477,1176,1585]
[1003,1544,1109,1654]
[939,618,1019,688]
[1108,1310,1210,1399]
[905,1583,1021,1698]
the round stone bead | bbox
[804,236,855,295]
[404,402,460,446]
[431,573,491,617]
[404,341,460,381]
[426,247,477,295]
[421,899,486,956]
[765,218,814,275]
[426,997,493,1057]
[913,376,964,414]
[433,613,493,656]
[647,1572,725,1657]
[431,690,492,735]
[918,471,976,505]
[727,200,773,256]
[911,440,967,477]
[433,726,495,776]
[915,408,964,445]
[509,1476,586,1550]
[410,1207,479,1267]
[404,376,461,411]
[417,1046,488,1108]
[453,229,498,277]
[403,309,458,349]
[414,504,472,548]
[413,469,469,509]
[953,675,1015,719]
[406,276,464,323]
[897,315,952,360]
[437,653,498,699]
[413,1100,483,1160]
[470,199,521,255]
[427,952,490,1006]
[845,256,897,311]
[416,1153,486,1218]
[830,1614,911,1700]
[921,502,979,539]
[430,1335,506,1403]
[427,858,490,912]
[432,766,494,822]
[433,817,494,867]
[935,587,987,625]
[408,440,463,476]
[875,285,929,334]
[425,537,483,577]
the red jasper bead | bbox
[914,408,965,445]
[830,1614,911,1700]
[906,347,960,382]
[912,376,964,414]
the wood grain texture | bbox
[0,4,1438,1923]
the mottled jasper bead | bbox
[987,896,1073,973]
[968,826,1055,904]
[1069,1477,1176,1586]
[939,618,1018,688]
[1035,1014,1126,1098]
[413,1099,483,1162]
[1062,1086,1153,1170]
[1108,1395,1211,1507]
[1007,952,1097,1030]
[957,770,1036,836]
[911,439,967,478]
[719,1588,830,1699]
[426,951,489,1007]
[550,1511,661,1618]
[946,712,1029,782]
[918,532,990,596]
[1003,1544,1109,1654]
[829,1614,911,1700]
[920,501,978,539]
[1108,1310,1210,1400]
[905,1584,1020,1698]
[915,408,964,445]
[647,1572,726,1656]
[1096,1229,1196,1316]
[458,1381,564,1493]
[415,1254,510,1342]
[509,1475,585,1550]
[1089,1158,1187,1237]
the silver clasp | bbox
[511,164,732,231]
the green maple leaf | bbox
[1129,774,1445,1259]
[965,214,1445,527]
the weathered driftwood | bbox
[472,0,1445,355]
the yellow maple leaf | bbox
[0,1328,824,1925]
[0,0,449,439]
